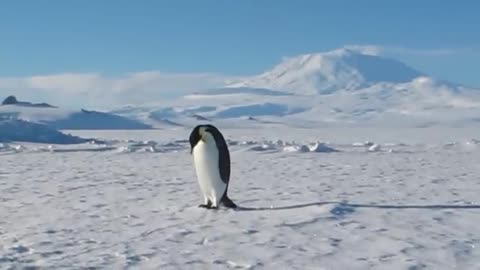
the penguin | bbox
[189,124,237,209]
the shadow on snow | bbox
[234,201,480,212]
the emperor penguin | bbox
[189,124,237,209]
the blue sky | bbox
[0,0,479,108]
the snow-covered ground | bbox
[1,127,480,269]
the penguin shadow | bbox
[233,201,480,212]
[234,201,335,211]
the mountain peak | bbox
[228,48,424,95]
[2,96,19,105]
[1,95,57,108]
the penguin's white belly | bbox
[193,141,226,206]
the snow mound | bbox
[235,139,340,153]
[0,142,16,153]
[283,143,336,153]
[368,144,382,152]
[353,141,376,147]
[115,140,187,154]
[308,142,339,152]
[240,140,257,146]
[283,145,311,153]
[443,139,480,152]
[248,143,278,152]
[0,142,9,150]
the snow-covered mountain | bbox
[0,96,153,130]
[111,47,480,128]
[226,48,425,95]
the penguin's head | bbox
[189,124,219,152]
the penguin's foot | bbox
[199,198,213,209]
[198,204,220,210]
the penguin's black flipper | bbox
[221,195,237,209]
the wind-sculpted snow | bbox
[1,128,480,269]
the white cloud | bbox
[382,46,466,56]
[1,45,473,111]
[343,45,382,55]
[0,72,241,110]
[344,44,471,56]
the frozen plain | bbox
[1,126,480,270]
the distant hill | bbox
[0,96,152,130]
[2,95,56,108]
[0,118,90,144]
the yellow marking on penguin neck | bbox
[198,127,207,143]
[199,127,210,143]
